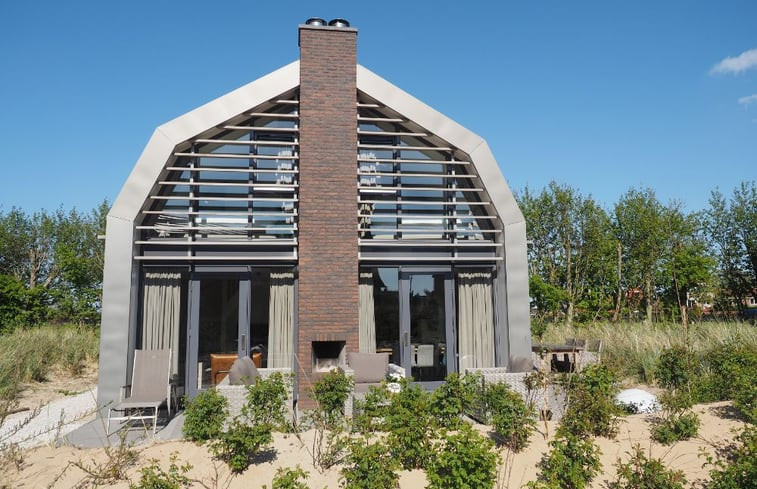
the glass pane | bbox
[409,273,447,382]
[373,268,399,365]
[198,278,239,389]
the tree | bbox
[0,201,108,326]
[519,182,615,325]
[614,188,668,324]
[659,208,715,327]
[705,182,757,314]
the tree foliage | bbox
[705,182,757,315]
[0,201,107,328]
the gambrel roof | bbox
[109,61,524,231]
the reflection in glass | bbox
[409,273,447,382]
[198,279,239,389]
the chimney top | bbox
[299,18,357,46]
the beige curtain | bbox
[267,272,294,368]
[359,272,376,352]
[141,272,182,376]
[457,271,495,372]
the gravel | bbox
[0,387,98,448]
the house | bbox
[97,19,531,410]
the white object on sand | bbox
[616,388,660,413]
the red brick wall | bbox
[297,25,358,401]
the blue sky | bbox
[1,1,755,214]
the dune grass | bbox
[0,325,99,401]
[537,321,757,384]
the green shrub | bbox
[699,341,757,423]
[385,378,435,470]
[485,382,536,452]
[352,384,391,434]
[607,444,686,489]
[426,423,498,489]
[264,465,310,489]
[655,346,693,390]
[704,425,757,489]
[129,453,192,489]
[210,420,273,473]
[0,275,50,332]
[243,372,289,428]
[560,364,622,438]
[310,369,353,428]
[430,372,478,429]
[652,410,700,445]
[182,389,228,442]
[526,431,601,489]
[340,438,399,489]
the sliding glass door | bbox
[400,270,455,384]
[184,268,294,399]
[363,267,456,386]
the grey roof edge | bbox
[356,64,525,228]
[109,60,301,222]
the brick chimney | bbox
[297,20,358,404]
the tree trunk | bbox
[612,241,622,322]
[679,303,688,330]
[644,274,653,324]
[566,301,575,327]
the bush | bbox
[182,389,228,442]
[699,341,757,423]
[352,384,391,434]
[309,369,353,428]
[430,372,478,429]
[485,382,536,452]
[655,346,693,390]
[560,364,623,438]
[652,410,700,445]
[129,453,192,489]
[210,420,273,473]
[526,431,601,489]
[607,444,686,489]
[427,423,498,489]
[649,347,700,444]
[704,425,757,489]
[341,438,399,489]
[243,372,289,428]
[264,465,310,489]
[385,378,435,470]
[0,275,50,332]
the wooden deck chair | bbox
[107,349,173,436]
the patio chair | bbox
[107,349,174,436]
[577,339,603,370]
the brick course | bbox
[297,25,358,401]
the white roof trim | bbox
[356,64,524,227]
[109,60,300,222]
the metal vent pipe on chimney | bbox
[328,18,350,28]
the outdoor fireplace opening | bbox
[312,341,346,372]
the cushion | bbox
[228,356,259,385]
[348,352,388,383]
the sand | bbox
[4,400,746,488]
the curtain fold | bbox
[267,272,294,368]
[141,272,182,376]
[358,272,377,353]
[457,271,495,372]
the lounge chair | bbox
[107,349,174,435]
